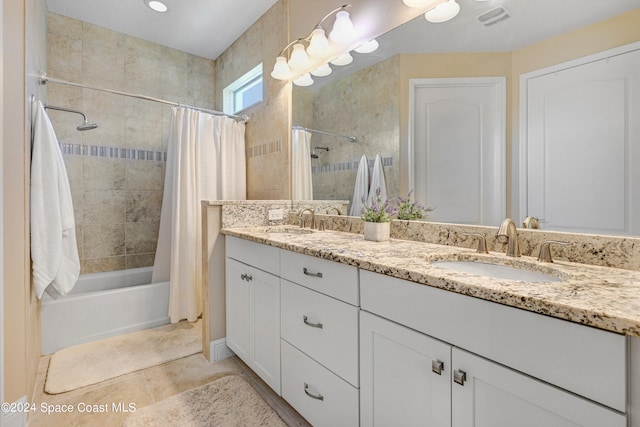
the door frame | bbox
[407,77,506,224]
[518,40,640,223]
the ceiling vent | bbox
[476,6,511,27]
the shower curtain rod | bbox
[293,126,357,142]
[38,74,249,123]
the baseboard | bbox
[2,395,28,427]
[210,338,235,362]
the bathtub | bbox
[41,267,170,354]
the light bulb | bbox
[288,43,311,70]
[293,73,314,87]
[354,39,379,54]
[425,0,460,23]
[144,0,168,12]
[330,52,353,66]
[307,28,330,58]
[310,63,332,77]
[271,56,292,80]
[329,11,357,44]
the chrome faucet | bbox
[497,218,521,257]
[326,207,342,215]
[298,208,315,229]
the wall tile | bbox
[83,157,125,190]
[125,221,159,254]
[83,223,125,258]
[82,256,126,274]
[126,190,163,222]
[83,190,126,224]
[124,160,164,191]
[47,13,82,39]
[126,253,156,269]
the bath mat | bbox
[45,319,202,394]
[122,374,287,427]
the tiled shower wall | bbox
[47,13,216,273]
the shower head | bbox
[77,121,99,131]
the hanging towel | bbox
[30,100,80,299]
[368,153,388,205]
[350,154,370,216]
[291,128,313,199]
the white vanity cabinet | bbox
[279,250,360,427]
[226,237,281,394]
[360,270,627,427]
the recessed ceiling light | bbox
[144,0,168,13]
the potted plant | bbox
[361,188,397,242]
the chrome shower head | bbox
[77,121,98,131]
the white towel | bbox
[350,154,370,216]
[368,153,388,205]
[30,100,80,299]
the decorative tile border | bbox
[246,140,283,158]
[60,143,167,162]
[312,156,393,174]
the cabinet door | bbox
[226,257,281,394]
[451,348,626,427]
[226,258,252,362]
[360,311,451,427]
[252,266,281,393]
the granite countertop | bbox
[222,226,640,337]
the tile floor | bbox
[29,353,310,426]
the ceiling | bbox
[45,0,279,59]
[46,0,640,63]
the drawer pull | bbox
[304,383,324,401]
[303,315,323,329]
[240,273,253,282]
[303,267,323,278]
[453,369,467,386]
[432,360,444,375]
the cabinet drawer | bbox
[281,340,359,427]
[226,236,279,275]
[281,280,359,386]
[280,250,358,305]
[361,270,627,412]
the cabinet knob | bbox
[453,369,467,386]
[303,267,323,278]
[431,360,444,375]
[303,315,324,329]
[304,383,324,401]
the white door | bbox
[360,311,451,427]
[411,78,506,226]
[451,348,626,427]
[524,46,640,235]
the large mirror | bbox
[292,0,640,234]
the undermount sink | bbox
[261,226,314,235]
[430,255,564,283]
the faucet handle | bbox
[461,232,488,254]
[537,240,569,263]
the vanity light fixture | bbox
[272,4,375,85]
[144,0,168,13]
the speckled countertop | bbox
[223,226,640,337]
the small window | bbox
[223,63,263,115]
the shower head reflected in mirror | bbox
[311,146,329,159]
[44,104,99,131]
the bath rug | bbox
[122,374,287,427]
[45,319,202,394]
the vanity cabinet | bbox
[226,237,281,394]
[360,270,627,427]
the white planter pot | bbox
[364,221,390,242]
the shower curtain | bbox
[153,107,246,323]
[291,128,313,199]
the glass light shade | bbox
[293,73,314,87]
[425,0,461,23]
[307,28,331,58]
[329,11,357,44]
[330,52,353,66]
[310,63,332,77]
[270,56,292,80]
[145,0,168,12]
[288,43,311,70]
[403,0,438,6]
[354,39,379,54]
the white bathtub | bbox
[41,267,170,354]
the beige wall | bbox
[215,0,291,200]
[47,13,216,273]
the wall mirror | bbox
[291,0,640,234]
